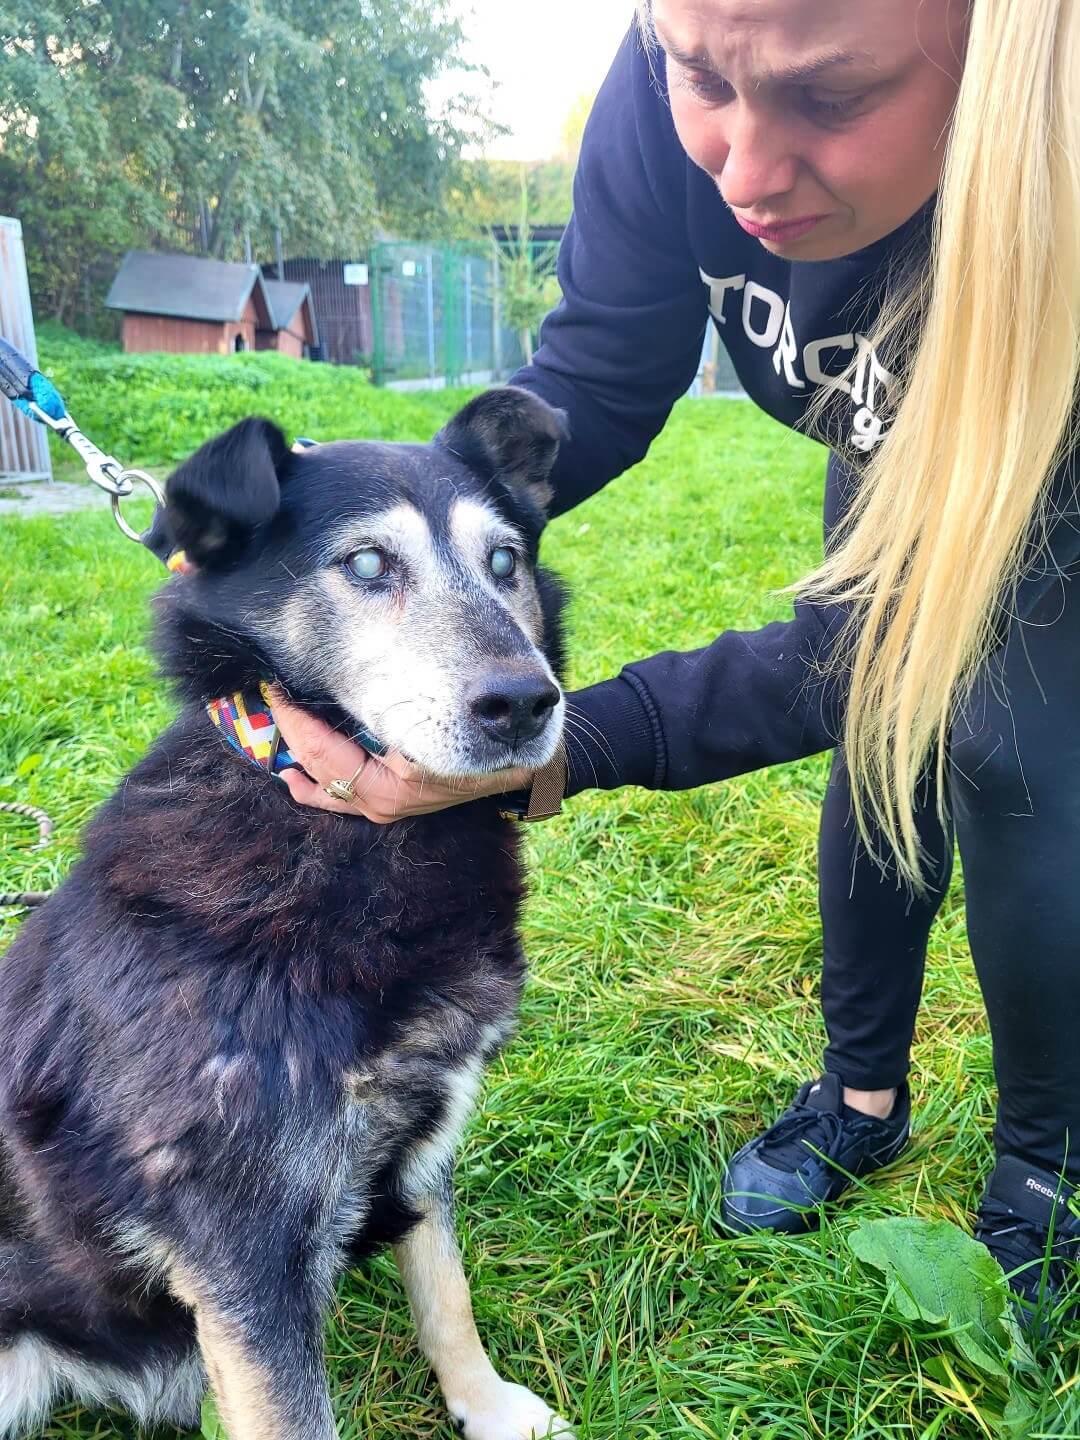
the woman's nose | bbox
[707,104,801,213]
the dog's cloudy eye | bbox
[489,547,516,579]
[345,548,387,581]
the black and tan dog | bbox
[0,390,575,1439]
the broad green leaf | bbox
[201,1393,227,1439]
[849,1216,1012,1378]
[15,753,43,777]
[1001,1392,1037,1436]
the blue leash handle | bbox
[0,337,67,422]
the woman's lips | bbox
[734,212,828,243]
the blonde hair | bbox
[641,0,1080,883]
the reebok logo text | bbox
[1025,1176,1059,1201]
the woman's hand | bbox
[268,688,534,823]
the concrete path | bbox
[0,480,106,518]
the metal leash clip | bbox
[0,335,164,546]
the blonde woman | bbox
[273,0,1080,1320]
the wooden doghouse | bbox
[259,280,319,359]
[106,252,275,356]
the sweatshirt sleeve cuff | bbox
[563,673,664,798]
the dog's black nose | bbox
[468,671,560,745]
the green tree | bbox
[497,172,562,365]
[446,90,597,235]
[449,158,575,233]
[0,1,488,325]
[558,91,592,163]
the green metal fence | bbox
[366,238,745,397]
[368,240,558,389]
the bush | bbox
[34,324,473,465]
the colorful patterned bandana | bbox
[207,684,300,778]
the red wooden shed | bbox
[105,252,278,356]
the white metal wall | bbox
[0,216,52,483]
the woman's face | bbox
[650,0,969,259]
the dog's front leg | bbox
[394,1166,574,1440]
[171,1259,337,1440]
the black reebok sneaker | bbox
[974,1156,1080,1324]
[720,1072,910,1235]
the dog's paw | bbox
[449,1379,575,1440]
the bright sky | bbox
[451,0,635,160]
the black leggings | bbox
[819,563,1080,1183]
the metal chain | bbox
[0,800,55,909]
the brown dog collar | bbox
[499,741,568,823]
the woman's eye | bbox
[804,89,869,122]
[489,547,516,579]
[345,548,388,581]
[685,73,728,104]
[679,68,733,105]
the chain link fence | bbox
[369,240,558,389]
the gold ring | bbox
[323,764,366,803]
[324,778,356,802]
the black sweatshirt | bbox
[510,25,1077,799]
[509,24,925,797]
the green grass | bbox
[1,359,1077,1438]
[32,320,476,474]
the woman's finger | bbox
[269,686,370,780]
[376,745,533,795]
[278,753,450,823]
[279,763,370,817]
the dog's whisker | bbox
[351,718,434,807]
[563,704,619,770]
[561,722,615,786]
[562,714,612,755]
[561,727,601,790]
[367,696,440,751]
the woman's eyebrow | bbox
[654,27,878,85]
[771,50,881,84]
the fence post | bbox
[464,260,473,381]
[491,240,503,379]
[442,249,464,387]
[370,244,386,386]
[425,253,436,384]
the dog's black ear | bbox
[162,417,290,568]
[435,387,568,513]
